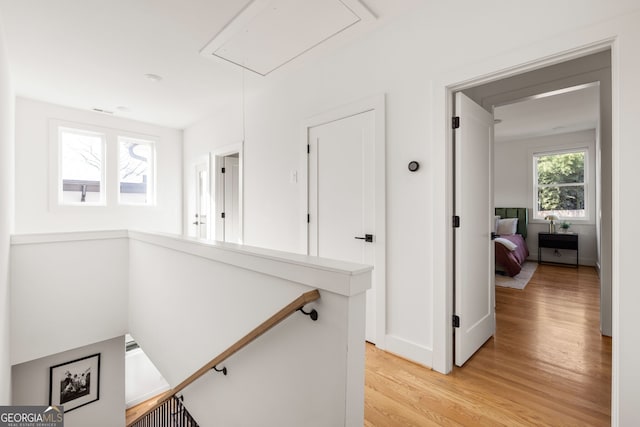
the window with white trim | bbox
[118,136,155,205]
[533,148,588,220]
[59,127,106,205]
[53,122,157,207]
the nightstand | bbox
[538,232,579,267]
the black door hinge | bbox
[307,214,310,223]
[221,212,225,219]
[307,144,310,154]
[452,116,460,129]
[452,315,460,328]
[453,215,460,228]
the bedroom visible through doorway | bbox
[452,49,611,368]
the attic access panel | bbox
[201,0,375,76]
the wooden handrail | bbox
[126,289,321,427]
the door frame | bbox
[300,94,387,348]
[212,142,244,243]
[432,38,617,375]
[194,158,211,240]
[188,153,212,239]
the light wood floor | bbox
[365,264,611,426]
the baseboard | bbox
[383,335,433,368]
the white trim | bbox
[300,94,386,349]
[116,135,157,206]
[11,229,373,296]
[50,123,107,207]
[48,119,161,211]
[199,0,376,75]
[192,157,212,240]
[431,37,618,377]
[199,0,276,56]
[11,229,129,245]
[531,146,592,222]
[212,142,244,243]
[128,230,372,296]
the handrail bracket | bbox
[212,365,228,375]
[298,306,318,321]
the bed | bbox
[494,207,529,277]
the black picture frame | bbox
[49,353,100,413]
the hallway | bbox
[365,265,611,426]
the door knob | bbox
[491,232,499,240]
[193,221,199,225]
[355,234,374,242]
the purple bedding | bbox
[495,234,529,277]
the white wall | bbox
[10,232,129,365]
[183,2,640,423]
[14,97,183,234]
[12,336,125,427]
[125,346,169,408]
[183,1,640,367]
[0,12,13,404]
[495,130,598,265]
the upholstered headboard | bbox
[495,207,529,239]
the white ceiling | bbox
[494,84,600,143]
[0,0,423,129]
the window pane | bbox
[538,185,585,210]
[536,152,585,185]
[119,137,154,204]
[60,128,104,204]
[534,149,587,220]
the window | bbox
[533,148,587,220]
[52,121,158,207]
[59,127,106,205]
[118,137,155,205]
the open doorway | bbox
[213,144,243,244]
[451,50,611,367]
[191,156,211,239]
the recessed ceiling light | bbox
[144,73,163,82]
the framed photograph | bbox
[49,353,100,412]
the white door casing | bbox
[223,155,241,243]
[454,92,495,366]
[302,95,386,347]
[193,159,211,239]
[308,110,376,342]
[213,143,244,243]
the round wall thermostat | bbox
[408,161,420,172]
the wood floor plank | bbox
[365,265,611,426]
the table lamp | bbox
[544,214,559,233]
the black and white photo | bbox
[49,353,100,412]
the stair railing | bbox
[129,395,198,427]
[126,289,320,427]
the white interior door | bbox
[308,110,376,343]
[194,161,210,239]
[454,92,495,366]
[223,155,241,243]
